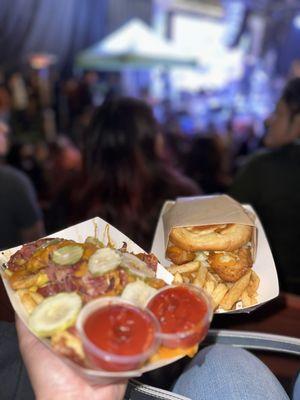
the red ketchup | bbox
[147,285,212,348]
[81,302,159,371]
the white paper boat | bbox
[150,200,279,314]
[0,217,184,385]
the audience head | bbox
[83,97,163,175]
[0,121,10,158]
[265,78,300,148]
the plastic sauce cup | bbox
[146,284,213,349]
[76,297,160,371]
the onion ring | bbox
[169,224,252,252]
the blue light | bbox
[293,15,300,29]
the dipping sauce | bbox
[79,301,159,371]
[147,285,212,348]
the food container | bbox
[151,195,279,314]
[76,297,160,371]
[0,217,181,385]
[146,284,212,348]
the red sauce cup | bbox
[146,284,213,349]
[76,297,160,371]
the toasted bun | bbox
[169,224,252,252]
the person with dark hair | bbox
[0,122,44,250]
[184,135,231,194]
[66,97,201,251]
[229,78,300,294]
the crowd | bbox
[0,71,299,295]
[0,70,300,399]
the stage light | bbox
[293,15,300,29]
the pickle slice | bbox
[52,245,84,265]
[28,292,82,337]
[88,247,121,275]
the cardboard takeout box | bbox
[0,217,181,385]
[151,195,279,314]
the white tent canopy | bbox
[76,19,198,70]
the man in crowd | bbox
[229,78,300,294]
[0,121,44,250]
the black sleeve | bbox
[11,171,42,229]
[0,322,34,400]
[228,158,261,207]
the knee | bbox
[173,344,289,400]
[188,343,253,369]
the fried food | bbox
[219,271,252,310]
[192,264,207,288]
[165,222,258,311]
[169,224,252,252]
[166,245,195,265]
[167,261,200,275]
[247,270,260,296]
[209,248,252,282]
[211,283,228,310]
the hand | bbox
[16,317,127,400]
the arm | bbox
[12,171,45,243]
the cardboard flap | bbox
[162,195,257,258]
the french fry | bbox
[30,291,44,305]
[250,293,258,306]
[17,290,37,314]
[10,272,48,290]
[219,271,251,310]
[206,271,218,286]
[211,283,228,310]
[247,271,260,296]
[11,274,40,290]
[173,272,184,284]
[168,261,200,275]
[193,264,207,288]
[241,289,252,308]
[204,279,215,295]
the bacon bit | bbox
[136,253,158,272]
[37,283,62,297]
[7,239,48,271]
[119,242,128,252]
[145,277,166,289]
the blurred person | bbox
[0,317,293,400]
[42,135,82,233]
[229,78,300,294]
[65,97,201,251]
[0,163,45,250]
[9,73,29,112]
[0,123,44,250]
[184,135,232,194]
[0,121,10,162]
[6,140,45,196]
[0,84,12,122]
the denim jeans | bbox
[173,344,291,400]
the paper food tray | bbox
[150,199,279,314]
[0,217,183,385]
